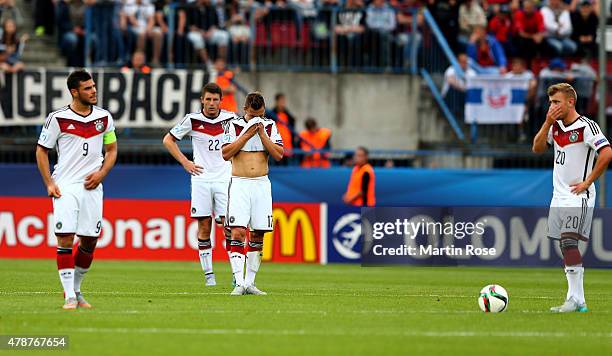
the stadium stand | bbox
[0,0,611,170]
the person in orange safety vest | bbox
[299,118,331,168]
[271,93,296,157]
[214,58,238,113]
[343,146,376,206]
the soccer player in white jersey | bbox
[35,69,118,310]
[222,92,284,296]
[163,83,236,286]
[533,83,612,313]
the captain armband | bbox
[103,131,117,144]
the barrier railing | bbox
[82,4,419,73]
[418,9,466,143]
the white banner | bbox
[465,76,530,124]
[0,68,210,127]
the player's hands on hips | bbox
[570,181,590,195]
[84,171,105,190]
[545,105,562,125]
[47,182,61,198]
[182,161,203,176]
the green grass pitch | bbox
[1,259,611,355]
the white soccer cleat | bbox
[62,297,78,310]
[245,285,267,295]
[230,285,246,296]
[550,297,588,313]
[205,274,217,287]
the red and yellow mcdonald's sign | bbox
[0,198,323,263]
[263,203,321,263]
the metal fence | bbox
[83,3,419,73]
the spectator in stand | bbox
[1,0,23,31]
[152,0,171,63]
[335,0,366,67]
[180,0,230,64]
[365,0,396,67]
[121,0,163,66]
[505,57,537,92]
[481,0,518,15]
[270,93,297,159]
[0,18,25,72]
[458,0,486,49]
[56,0,88,68]
[226,0,251,45]
[441,52,476,119]
[427,0,460,52]
[571,0,598,58]
[214,58,238,113]
[289,0,318,20]
[505,57,537,142]
[467,25,507,74]
[570,56,596,79]
[513,0,545,65]
[488,4,515,56]
[121,49,152,73]
[541,0,576,56]
[299,118,332,168]
[539,57,572,79]
[32,0,52,36]
[311,0,340,41]
[392,0,423,68]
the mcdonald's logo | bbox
[263,205,319,263]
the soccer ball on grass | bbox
[478,284,508,313]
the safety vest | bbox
[345,163,376,206]
[276,112,293,153]
[216,71,238,113]
[299,128,331,168]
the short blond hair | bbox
[547,83,577,103]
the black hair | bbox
[67,69,92,91]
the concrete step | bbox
[15,0,65,66]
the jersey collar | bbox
[558,115,582,131]
[69,105,93,118]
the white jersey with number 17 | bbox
[547,116,610,199]
[37,105,115,186]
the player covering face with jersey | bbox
[221,92,284,296]
[533,83,612,313]
[163,83,236,287]
[36,69,118,310]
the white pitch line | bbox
[21,327,612,338]
[0,291,565,300]
[4,309,610,315]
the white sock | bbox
[73,266,89,293]
[199,249,213,275]
[229,252,245,286]
[245,250,262,287]
[59,268,76,299]
[565,266,585,304]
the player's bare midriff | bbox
[231,151,269,177]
